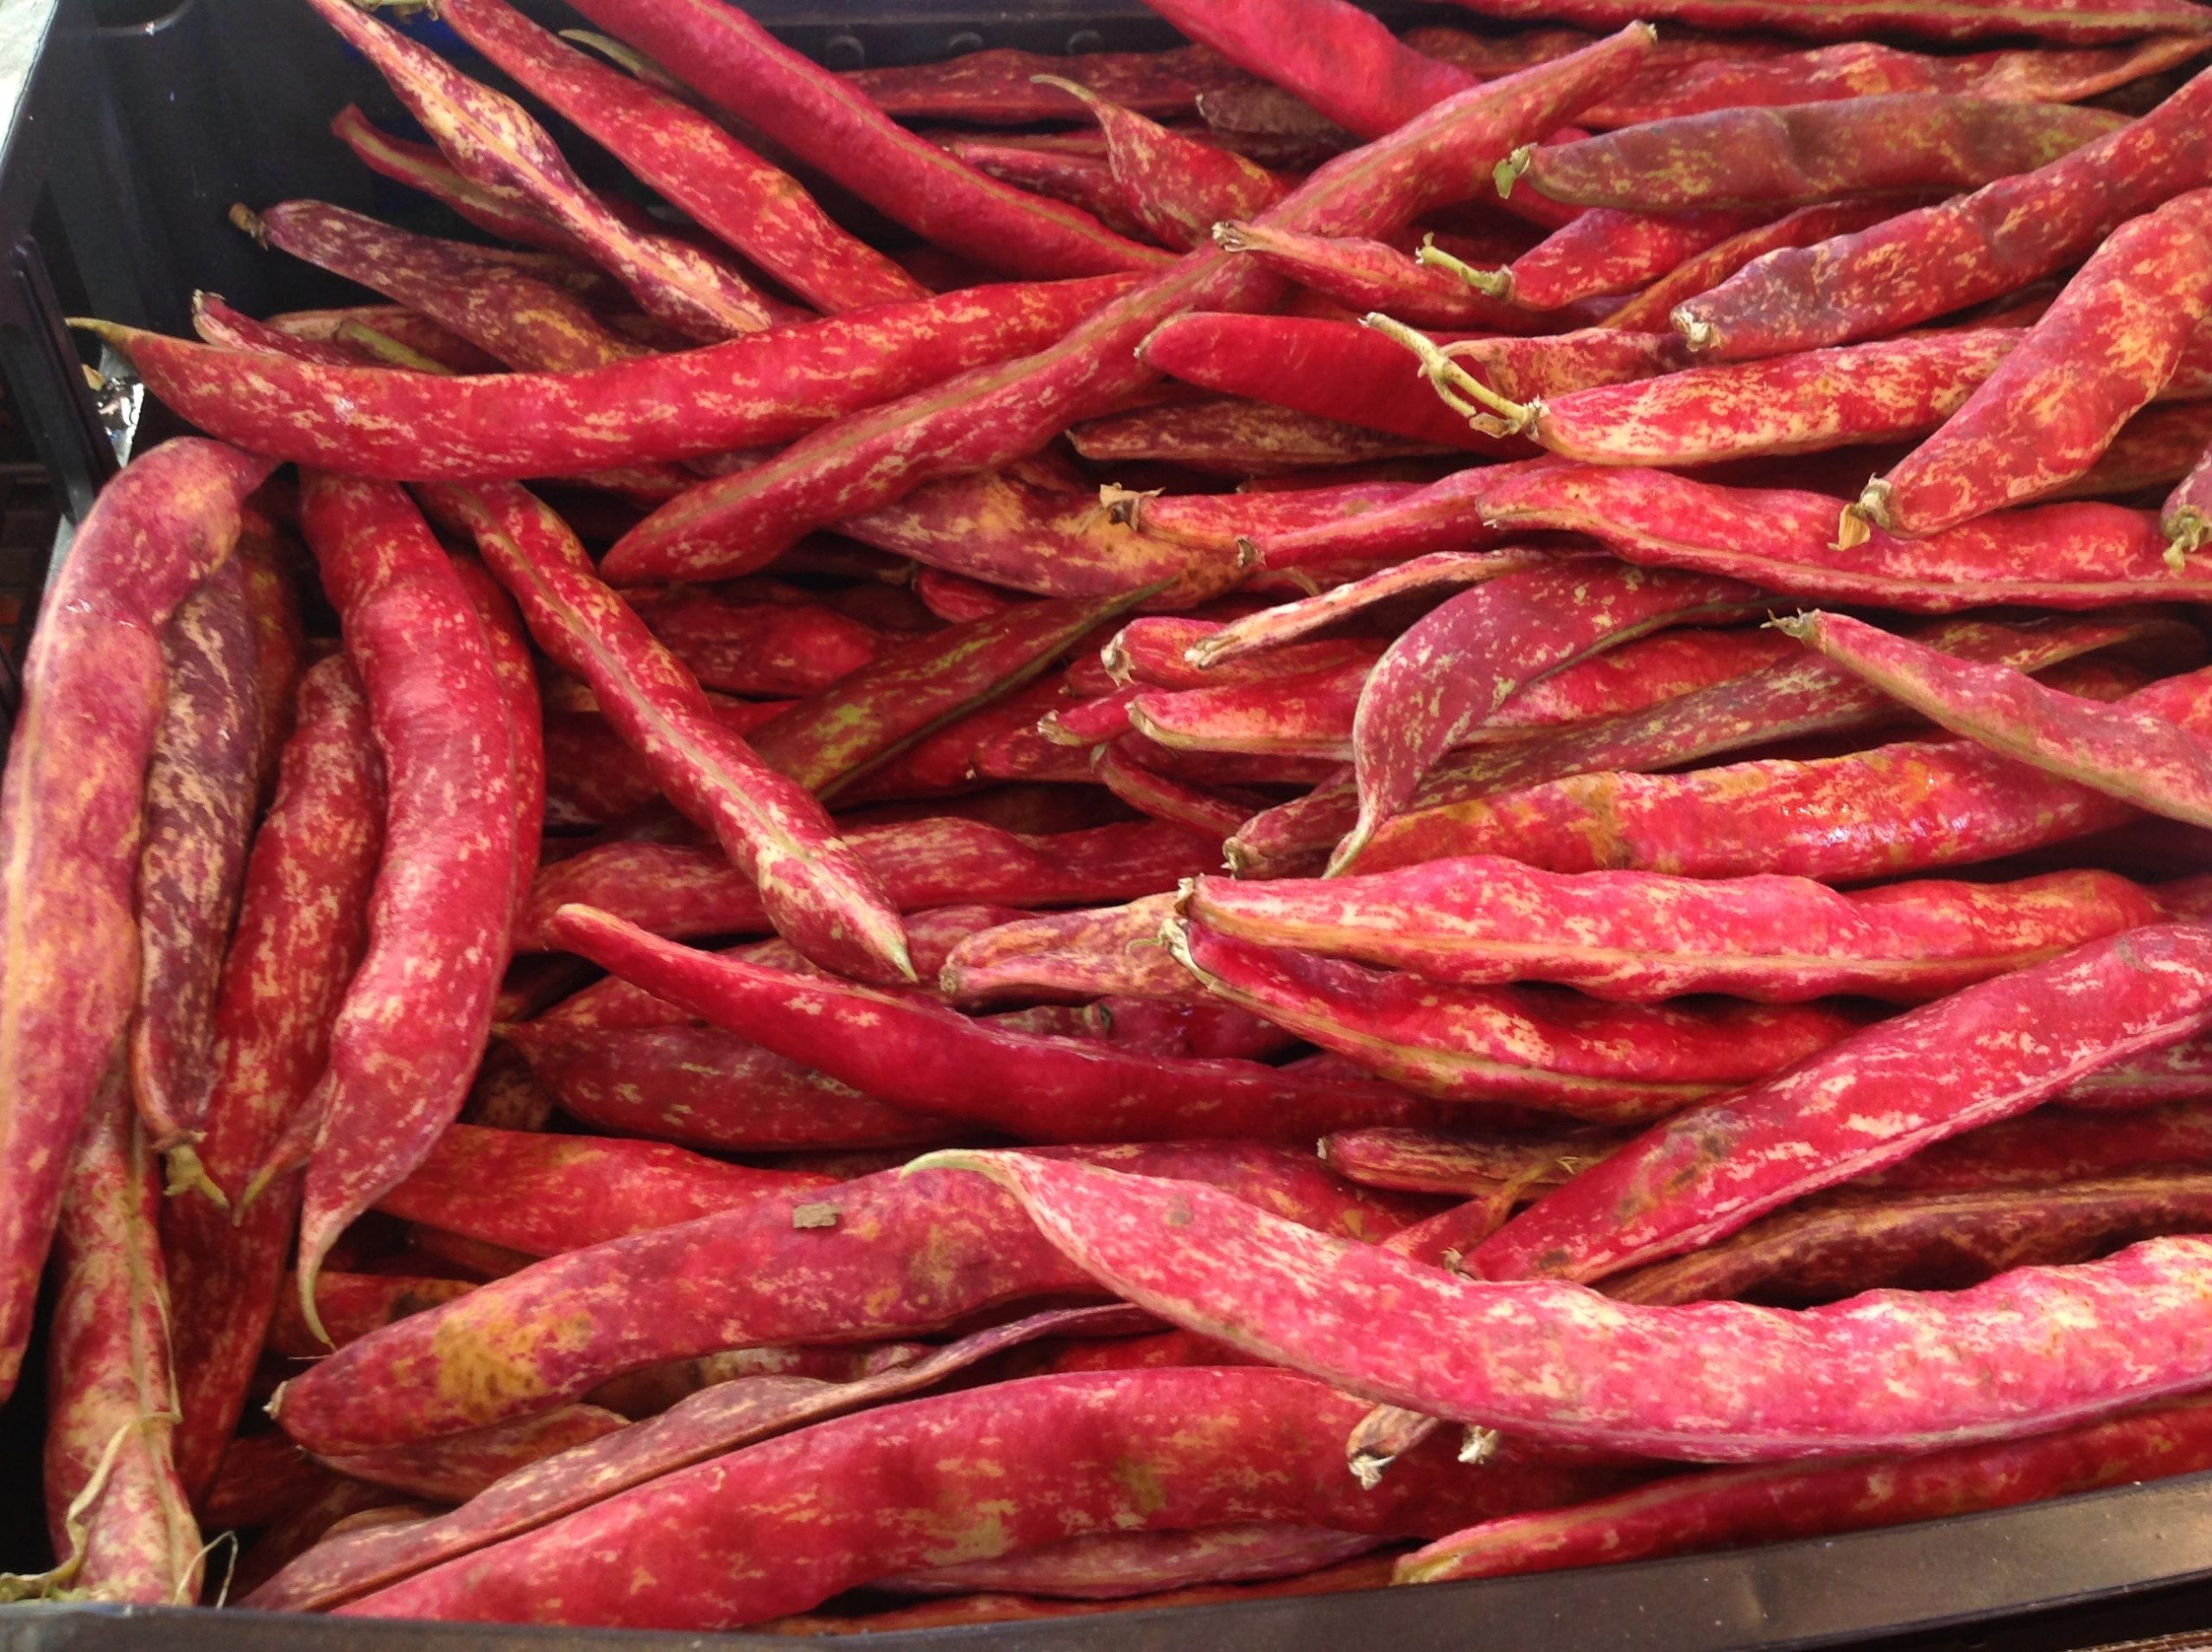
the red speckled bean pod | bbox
[931,1148,2212,1463]
[1322,1124,1621,1198]
[500,1021,954,1152]
[288,473,518,1336]
[35,1079,199,1603]
[935,141,1154,244]
[165,655,383,1503]
[331,105,596,262]
[1577,36,2212,128]
[1215,224,1564,330]
[266,1274,479,1360]
[1786,614,2212,828]
[849,45,1254,124]
[339,1367,1633,1628]
[1091,740,1260,839]
[254,1311,1331,1613]
[258,302,499,373]
[1185,551,1560,670]
[77,276,1132,481]
[832,472,1241,603]
[1599,199,1900,333]
[626,588,881,699]
[245,201,642,372]
[321,1407,631,1505]
[423,480,912,984]
[745,591,1145,797]
[880,1524,1385,1599]
[1430,327,1694,402]
[303,0,781,340]
[938,894,1194,1006]
[0,437,274,1404]
[1343,562,1757,867]
[1477,464,2208,610]
[1437,0,2212,45]
[566,0,1164,279]
[1472,924,2212,1285]
[550,905,1445,1143]
[598,29,1657,581]
[1510,97,2125,212]
[1672,65,2212,359]
[2165,433,2212,556]
[517,818,1217,950]
[1104,480,1426,562]
[1191,859,2166,1002]
[1167,920,1868,1121]
[1250,458,1561,569]
[1607,1170,2212,1306]
[2050,398,2212,502]
[1337,613,2197,874]
[1042,79,1287,252]
[1070,397,1461,469]
[130,554,265,1200]
[442,0,921,314]
[1398,1392,2212,1585]
[1141,0,1479,141]
[1417,328,2024,465]
[1851,189,2212,540]
[270,1144,1431,1453]
[1459,206,1768,310]
[1110,613,1393,688]
[540,702,780,829]
[1141,311,1557,447]
[372,1124,831,1258]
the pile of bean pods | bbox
[14,0,2212,1628]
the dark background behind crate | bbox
[5,1,2212,1645]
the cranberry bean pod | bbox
[1192,859,2166,1001]
[933,1149,2212,1462]
[550,904,1445,1143]
[1069,398,1464,469]
[1608,1171,2212,1306]
[1477,465,2208,610]
[423,480,912,984]
[566,0,1163,279]
[77,276,1133,480]
[1170,922,1868,1121]
[1786,614,2212,828]
[442,0,921,313]
[289,473,518,1336]
[1399,1393,2212,1585]
[128,555,264,1200]
[938,894,1194,1006]
[302,0,781,340]
[340,1367,1634,1628]
[164,657,383,1503]
[267,1275,480,1360]
[1423,328,2023,464]
[1215,225,1562,331]
[1576,35,2212,128]
[2166,434,2212,556]
[1472,924,2212,1285]
[329,105,589,261]
[1043,79,1287,252]
[1433,0,2212,44]
[1091,741,1261,839]
[1599,199,1900,333]
[1511,97,2125,211]
[879,1524,1385,1599]
[245,201,642,372]
[320,1407,632,1505]
[1461,206,1768,311]
[745,591,1146,797]
[371,1124,831,1258]
[270,1145,1432,1453]
[251,1306,1144,1611]
[599,30,1658,580]
[626,588,880,699]
[1343,562,1758,866]
[1181,551,1561,670]
[518,818,1217,950]
[1673,64,2212,359]
[37,1078,198,1604]
[832,472,1239,603]
[849,45,1253,124]
[1322,1124,1623,1198]
[501,1022,954,1152]
[1852,189,2212,539]
[0,438,273,1403]
[1105,479,1426,561]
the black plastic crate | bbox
[5,2,2212,1645]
